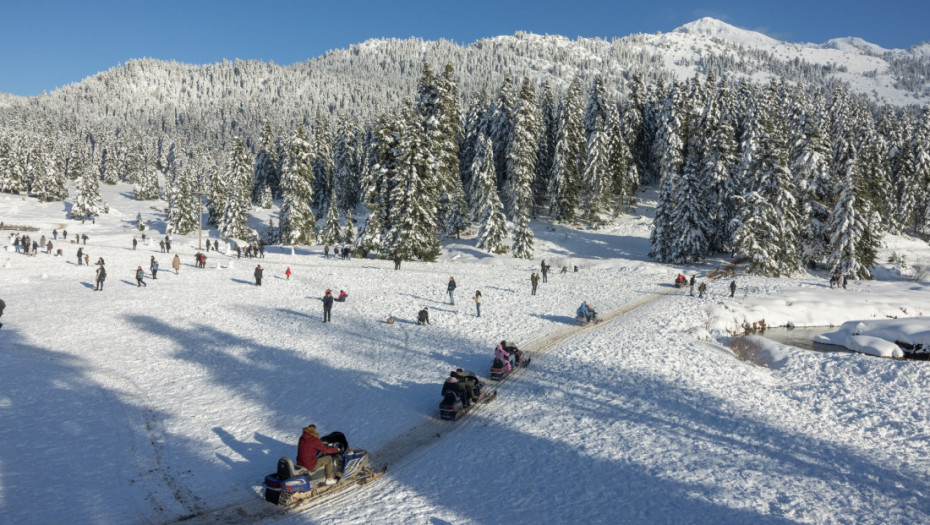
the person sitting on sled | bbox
[456,368,481,401]
[336,290,348,302]
[441,371,469,407]
[296,424,340,486]
[495,340,516,371]
[584,302,598,323]
[577,302,591,323]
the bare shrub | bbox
[729,336,765,364]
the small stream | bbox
[758,326,853,354]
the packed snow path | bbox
[175,289,672,524]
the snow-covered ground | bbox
[1,186,929,524]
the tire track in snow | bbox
[172,286,677,524]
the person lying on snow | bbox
[296,424,340,486]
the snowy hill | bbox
[2,185,930,523]
[0,17,927,155]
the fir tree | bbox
[826,151,876,279]
[219,137,253,240]
[167,168,199,235]
[279,124,317,245]
[72,143,102,220]
[253,122,278,202]
[385,105,441,262]
[30,141,67,202]
[342,209,356,245]
[321,187,342,244]
[472,133,508,253]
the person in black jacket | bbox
[393,253,401,270]
[254,264,263,286]
[417,307,430,325]
[0,298,5,329]
[322,289,334,322]
[447,277,457,304]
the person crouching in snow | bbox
[417,307,430,325]
[296,425,340,486]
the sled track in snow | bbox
[170,287,673,524]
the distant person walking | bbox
[52,229,58,240]
[393,253,401,270]
[729,280,736,298]
[77,247,83,266]
[698,281,707,298]
[531,272,539,295]
[690,275,696,297]
[322,289,334,322]
[172,254,181,274]
[541,261,548,283]
[447,277,457,305]
[95,264,107,291]
[254,264,263,286]
[285,267,292,280]
[132,237,137,250]
[150,257,159,279]
[136,266,147,287]
[473,291,482,318]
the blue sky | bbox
[1,0,927,96]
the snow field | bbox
[2,187,930,524]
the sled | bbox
[439,388,497,421]
[262,432,385,507]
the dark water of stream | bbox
[759,326,853,354]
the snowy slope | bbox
[1,186,929,524]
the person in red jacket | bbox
[296,424,340,485]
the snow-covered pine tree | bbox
[605,105,637,215]
[311,112,334,218]
[333,116,361,214]
[730,99,801,276]
[29,141,67,202]
[252,122,278,202]
[914,105,930,233]
[790,99,833,266]
[100,147,119,184]
[648,168,679,263]
[342,209,356,245]
[460,88,490,213]
[219,137,253,240]
[71,142,102,221]
[259,184,273,209]
[0,133,29,194]
[490,76,515,189]
[385,105,441,262]
[505,78,538,258]
[167,168,198,235]
[278,124,317,245]
[472,133,508,253]
[504,78,540,216]
[826,148,876,279]
[133,138,161,200]
[321,187,342,244]
[205,162,224,225]
[547,78,585,222]
[698,77,739,252]
[535,80,558,214]
[666,122,711,263]
[435,63,468,237]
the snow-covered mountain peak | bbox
[820,36,890,54]
[673,17,779,47]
